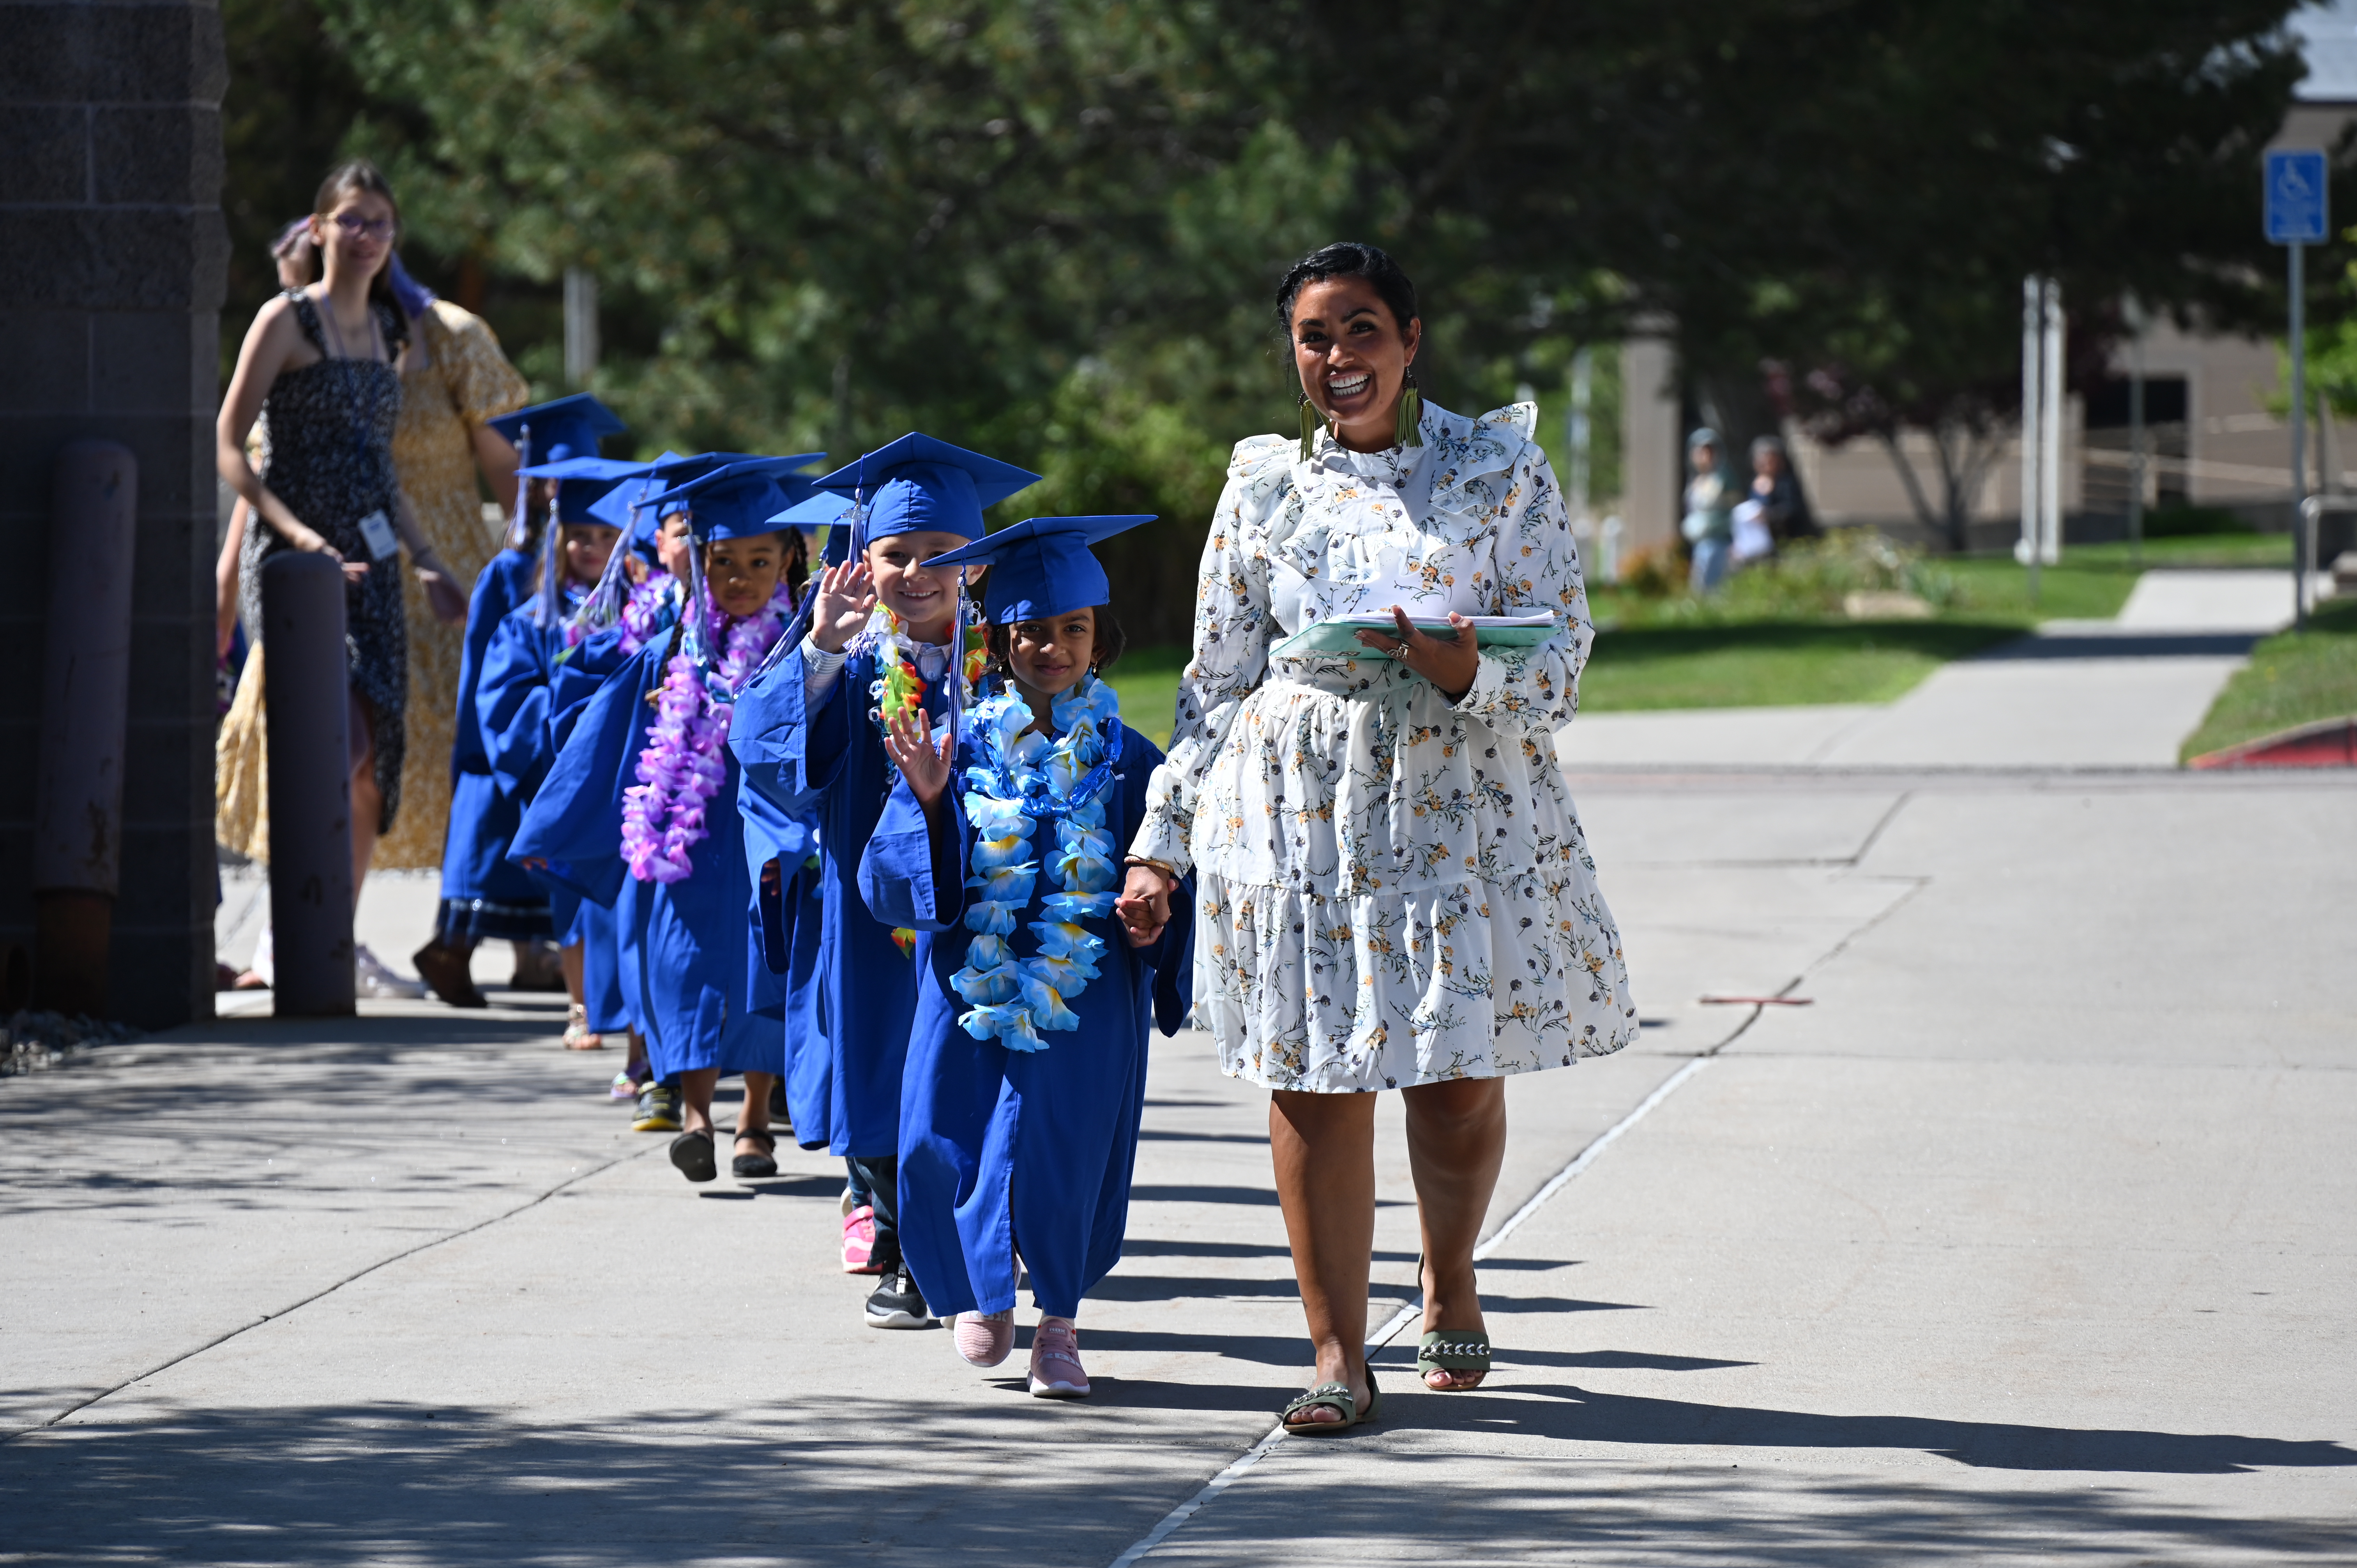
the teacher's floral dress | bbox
[1131,402,1637,1092]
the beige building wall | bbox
[1786,320,2307,536]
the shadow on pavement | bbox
[1403,1383,2357,1474]
[1975,632,2261,660]
[0,1398,1228,1566]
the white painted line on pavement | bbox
[1108,1051,1718,1568]
[1106,1425,1294,1568]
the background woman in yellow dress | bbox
[376,255,531,881]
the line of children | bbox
[417,394,625,1007]
[514,457,818,1181]
[456,426,1194,1394]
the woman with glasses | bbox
[216,160,469,992]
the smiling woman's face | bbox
[1290,275,1421,453]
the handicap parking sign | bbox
[2266,149,2329,244]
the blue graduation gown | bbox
[730,640,949,1159]
[742,784,831,1149]
[858,721,1194,1320]
[437,549,549,936]
[478,600,630,1034]
[513,639,779,1082]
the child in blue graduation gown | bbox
[514,458,817,1184]
[729,435,1041,1330]
[415,394,626,1008]
[476,471,631,1052]
[862,516,1192,1399]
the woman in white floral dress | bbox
[1116,243,1636,1432]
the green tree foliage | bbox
[219,1,2318,634]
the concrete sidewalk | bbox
[7,761,2352,1565]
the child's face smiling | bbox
[706,531,784,618]
[866,531,968,641]
[1005,609,1096,704]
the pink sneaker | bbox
[841,1206,883,1274]
[1029,1316,1089,1398]
[953,1310,1016,1368]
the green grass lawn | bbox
[1580,621,2022,711]
[1584,530,2295,710]
[1103,641,1188,749]
[2179,596,2357,761]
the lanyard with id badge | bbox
[327,298,400,566]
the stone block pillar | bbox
[0,2,228,1026]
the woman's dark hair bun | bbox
[1275,242,1418,336]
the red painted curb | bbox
[2186,716,2357,769]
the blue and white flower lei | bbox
[947,673,1125,1051]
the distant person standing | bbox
[214,159,468,995]
[1749,434,1810,547]
[1682,428,1735,593]
[373,256,530,878]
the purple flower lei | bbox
[619,580,793,884]
[616,571,680,657]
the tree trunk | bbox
[1874,430,1945,540]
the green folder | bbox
[1271,613,1558,660]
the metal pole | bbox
[2041,279,2065,567]
[32,440,136,1018]
[2126,295,2146,569]
[564,267,599,387]
[2292,241,2308,630]
[2021,275,2042,602]
[261,551,356,1017]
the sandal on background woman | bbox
[1281,1368,1379,1434]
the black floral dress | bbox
[239,290,412,832]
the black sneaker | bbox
[864,1266,933,1329]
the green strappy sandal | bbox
[1417,1330,1492,1388]
[1280,1367,1381,1434]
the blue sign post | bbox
[2268,149,2329,627]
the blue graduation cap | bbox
[553,474,625,526]
[921,516,1154,623]
[517,454,647,484]
[768,491,853,529]
[486,393,626,468]
[585,453,686,538]
[813,434,1040,563]
[641,455,827,543]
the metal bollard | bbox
[32,441,137,1019]
[260,551,355,1016]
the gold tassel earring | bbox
[1395,365,1424,449]
[1298,392,1322,461]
